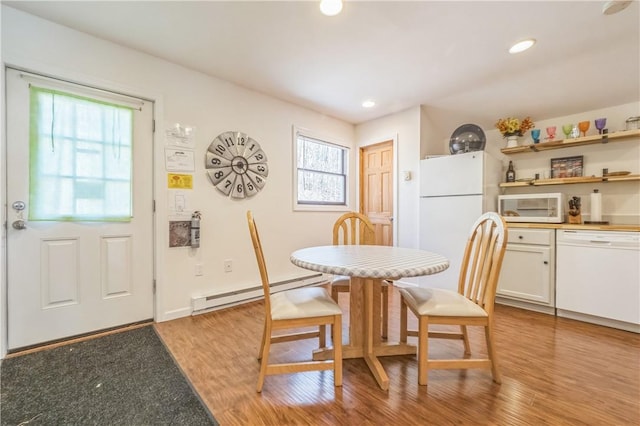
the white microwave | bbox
[498,193,565,223]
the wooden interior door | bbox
[360,141,393,246]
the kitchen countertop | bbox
[507,223,640,232]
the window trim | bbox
[292,126,351,212]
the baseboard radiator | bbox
[191,273,327,315]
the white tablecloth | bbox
[290,245,449,280]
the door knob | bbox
[12,219,27,230]
[12,200,27,229]
[12,201,26,211]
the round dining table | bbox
[290,245,449,390]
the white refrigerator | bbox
[418,151,502,290]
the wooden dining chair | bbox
[399,212,508,386]
[331,211,390,339]
[246,211,343,392]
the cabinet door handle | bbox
[543,261,548,264]
[518,235,524,239]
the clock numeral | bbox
[206,167,232,186]
[238,137,245,146]
[205,152,232,169]
[215,144,226,155]
[246,170,266,189]
[246,149,268,165]
[208,140,234,160]
[243,176,259,197]
[223,137,235,148]
[214,177,234,196]
[237,184,243,193]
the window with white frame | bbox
[294,130,349,209]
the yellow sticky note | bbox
[168,173,193,189]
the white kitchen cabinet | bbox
[496,228,555,314]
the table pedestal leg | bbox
[312,277,416,390]
[362,278,389,390]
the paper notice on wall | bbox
[165,148,195,172]
[167,190,192,218]
[165,123,196,149]
[168,173,193,189]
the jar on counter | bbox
[626,116,640,130]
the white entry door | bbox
[6,68,154,350]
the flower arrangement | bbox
[495,117,535,138]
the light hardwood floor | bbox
[154,286,640,425]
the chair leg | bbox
[381,286,389,340]
[319,324,326,348]
[333,314,343,387]
[257,320,267,360]
[331,286,339,303]
[418,315,429,386]
[330,288,339,340]
[400,297,408,343]
[256,321,273,392]
[485,322,502,384]
[461,325,471,355]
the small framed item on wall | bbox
[551,155,583,178]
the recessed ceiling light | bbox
[509,39,536,54]
[602,0,631,15]
[320,0,343,16]
[362,100,375,108]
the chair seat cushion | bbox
[399,287,487,317]
[331,275,350,287]
[271,287,342,320]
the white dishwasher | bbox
[556,230,640,333]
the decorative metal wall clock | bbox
[205,131,268,199]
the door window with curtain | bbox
[29,86,133,221]
[294,129,349,211]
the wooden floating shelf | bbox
[500,129,640,155]
[499,174,640,188]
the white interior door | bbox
[6,68,154,350]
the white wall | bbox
[356,106,421,250]
[0,5,356,356]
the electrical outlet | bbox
[195,263,203,276]
[224,259,233,272]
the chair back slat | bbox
[247,211,272,313]
[457,212,507,314]
[333,212,375,246]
